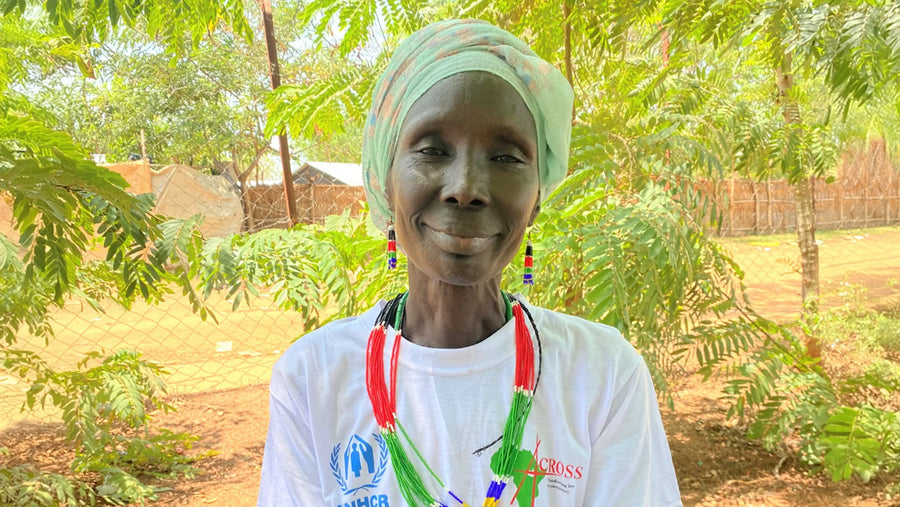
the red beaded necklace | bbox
[365,291,540,507]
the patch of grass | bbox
[817,306,900,412]
[873,318,900,356]
[818,308,900,356]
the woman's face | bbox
[387,71,540,286]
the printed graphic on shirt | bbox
[491,447,545,507]
[330,433,389,506]
[491,435,585,506]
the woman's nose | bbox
[440,152,490,207]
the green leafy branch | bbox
[723,323,900,483]
[1,0,253,58]
[13,349,206,505]
[192,208,405,334]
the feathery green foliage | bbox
[2,0,898,492]
[724,338,900,482]
[1,1,253,502]
[0,461,94,506]
[719,301,900,483]
[6,350,206,505]
[194,208,406,332]
[266,58,382,140]
[195,193,761,407]
[0,0,252,57]
[517,171,756,399]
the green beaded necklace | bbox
[365,291,540,507]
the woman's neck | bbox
[402,268,506,349]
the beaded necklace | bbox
[365,291,540,507]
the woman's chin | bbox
[409,255,504,288]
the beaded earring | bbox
[387,223,397,269]
[523,234,534,285]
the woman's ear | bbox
[384,170,395,216]
[527,192,541,227]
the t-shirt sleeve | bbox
[582,358,682,506]
[257,358,325,505]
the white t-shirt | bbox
[259,301,682,506]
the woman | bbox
[259,19,681,506]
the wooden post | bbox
[766,177,773,233]
[885,158,890,226]
[895,161,899,225]
[729,172,736,235]
[838,154,846,229]
[140,128,148,161]
[259,0,298,227]
[713,177,721,233]
[880,141,889,226]
[753,180,760,234]
[865,142,872,228]
[896,162,900,225]
[887,160,892,224]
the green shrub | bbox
[5,349,207,505]
[818,308,900,357]
[196,180,763,407]
[0,462,93,507]
[819,405,900,482]
[726,308,900,483]
[873,315,900,356]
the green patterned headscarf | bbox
[361,19,574,230]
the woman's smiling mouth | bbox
[424,225,497,255]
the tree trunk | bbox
[777,53,819,312]
[794,176,819,309]
[563,1,573,85]
[140,128,148,161]
[259,0,298,227]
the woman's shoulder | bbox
[271,303,380,377]
[528,304,643,369]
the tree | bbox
[22,1,325,173]
[0,0,254,359]
[34,33,269,169]
[662,0,900,312]
[1,0,254,501]
[272,0,900,317]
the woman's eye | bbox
[417,147,446,156]
[494,154,524,164]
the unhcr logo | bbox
[331,433,389,505]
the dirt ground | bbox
[719,226,900,320]
[1,226,899,505]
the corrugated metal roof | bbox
[301,161,363,186]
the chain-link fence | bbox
[0,161,366,427]
[704,140,900,320]
[2,157,898,427]
[714,226,900,322]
